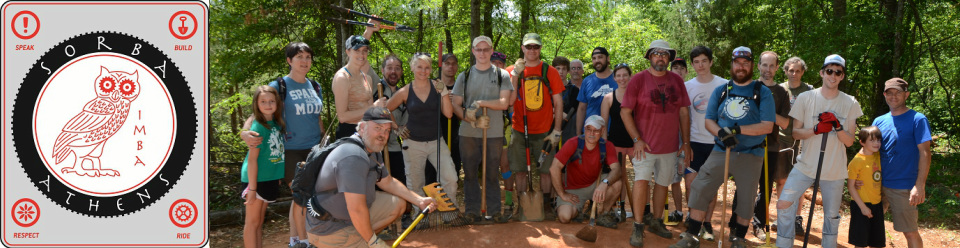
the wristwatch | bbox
[601,178,610,184]
[632,137,641,143]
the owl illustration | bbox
[53,66,141,177]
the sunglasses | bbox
[615,63,630,68]
[732,50,752,58]
[524,44,542,50]
[824,68,844,76]
[413,52,432,58]
[650,51,670,58]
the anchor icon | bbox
[177,16,188,35]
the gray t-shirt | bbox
[452,65,514,138]
[306,136,388,235]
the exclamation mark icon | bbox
[23,17,29,34]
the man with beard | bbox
[775,54,862,248]
[375,54,409,185]
[621,40,692,247]
[727,51,791,241]
[776,56,814,236]
[669,46,775,248]
[577,47,618,136]
[306,107,436,248]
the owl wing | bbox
[52,98,116,163]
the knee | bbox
[777,200,792,210]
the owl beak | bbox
[110,90,121,101]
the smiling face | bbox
[759,54,778,82]
[412,59,432,82]
[522,44,542,63]
[861,136,882,153]
[347,46,370,67]
[358,121,391,152]
[592,54,609,72]
[614,68,631,88]
[382,58,403,86]
[883,88,909,111]
[287,51,313,75]
[473,42,493,64]
[257,91,277,116]
[731,58,754,84]
[570,61,585,80]
[819,64,845,90]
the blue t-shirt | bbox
[706,81,776,157]
[269,76,323,150]
[577,72,617,119]
[872,110,932,189]
[241,120,285,182]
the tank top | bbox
[345,70,373,122]
[608,92,633,148]
[406,82,440,141]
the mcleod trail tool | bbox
[576,173,605,242]
[392,207,429,248]
[517,76,544,221]
[719,147,731,248]
[329,5,416,32]
[802,133,830,248]
[620,153,636,224]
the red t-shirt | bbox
[554,137,619,190]
[507,61,565,134]
[621,70,690,154]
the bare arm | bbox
[376,176,434,210]
[600,94,613,139]
[621,107,649,160]
[477,90,513,111]
[243,148,260,205]
[913,141,932,205]
[594,161,621,203]
[383,86,408,112]
[550,157,578,204]
[452,95,466,121]
[775,114,790,130]
[240,116,262,148]
[847,177,872,218]
[709,119,774,136]
[344,193,376,242]
[576,102,587,136]
[679,106,693,164]
[792,118,813,140]
[441,94,453,118]
[552,93,563,132]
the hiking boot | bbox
[668,210,683,223]
[572,208,589,223]
[492,212,510,223]
[543,210,557,221]
[795,216,805,236]
[630,222,645,247]
[464,212,481,225]
[288,243,308,248]
[669,232,700,248]
[377,228,399,241]
[643,212,653,224]
[698,224,715,241]
[646,219,674,238]
[752,216,767,241]
[729,236,747,248]
[596,212,618,229]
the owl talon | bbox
[99,169,119,177]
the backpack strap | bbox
[719,80,763,107]
[277,77,287,101]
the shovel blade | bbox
[178,27,188,35]
[519,191,544,221]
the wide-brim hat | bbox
[644,39,676,61]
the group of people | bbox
[235,20,932,248]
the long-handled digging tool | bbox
[760,138,776,248]
[392,207,429,248]
[620,154,636,224]
[719,147,731,248]
[576,174,605,242]
[476,108,496,225]
[517,76,544,221]
[329,4,416,32]
[802,133,830,248]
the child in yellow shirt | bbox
[847,126,884,248]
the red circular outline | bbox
[11,10,40,40]
[169,199,197,228]
[12,198,40,227]
[168,11,197,40]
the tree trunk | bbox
[416,10,424,53]
[833,0,848,92]
[483,0,494,38]
[337,0,355,66]
[229,84,238,134]
[470,0,481,66]
[874,0,904,117]
[519,0,531,58]
[443,0,453,54]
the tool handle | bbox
[330,4,397,25]
[392,208,429,248]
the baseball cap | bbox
[345,35,370,50]
[522,33,542,46]
[491,51,506,63]
[645,40,676,61]
[884,78,909,92]
[732,46,753,61]
[822,54,846,69]
[671,57,687,68]
[472,35,493,48]
[584,115,605,129]
[362,107,393,124]
[592,47,609,57]
[442,53,457,63]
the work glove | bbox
[511,58,526,78]
[368,235,389,248]
[433,79,449,97]
[464,102,480,123]
[397,126,411,139]
[475,115,490,129]
[717,126,741,148]
[814,112,840,135]
[543,129,562,147]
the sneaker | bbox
[668,210,683,223]
[668,232,700,248]
[377,229,399,241]
[596,212,618,229]
[729,236,747,248]
[288,243,308,248]
[646,219,674,238]
[630,222,645,247]
[464,212,481,224]
[573,208,589,223]
[751,217,767,241]
[795,216,805,236]
[698,224,715,241]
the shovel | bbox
[517,76,544,221]
[576,173,605,242]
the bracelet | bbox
[248,188,256,192]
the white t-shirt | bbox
[789,88,863,181]
[685,75,727,144]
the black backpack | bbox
[563,135,608,187]
[717,80,763,107]
[290,137,364,215]
[277,76,322,101]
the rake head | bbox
[423,182,456,212]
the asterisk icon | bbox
[17,204,35,222]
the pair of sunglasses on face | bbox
[823,68,844,76]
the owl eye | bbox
[119,79,137,95]
[99,77,116,93]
